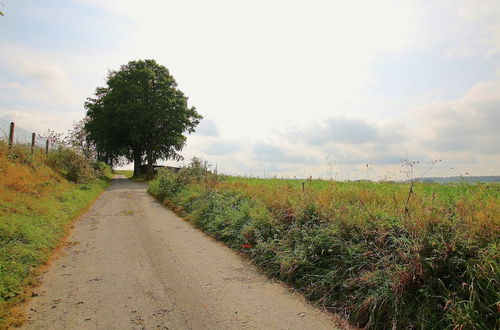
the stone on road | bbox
[22,176,341,329]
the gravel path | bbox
[21,176,341,329]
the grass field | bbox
[114,169,133,178]
[114,170,152,182]
[0,142,110,326]
[149,162,499,329]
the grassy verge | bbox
[114,170,151,182]
[0,142,110,327]
[114,169,134,178]
[148,159,499,329]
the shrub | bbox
[46,148,96,183]
[148,168,181,200]
[93,161,112,178]
[148,157,219,200]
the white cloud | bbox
[455,0,500,58]
[3,0,500,179]
[0,107,83,134]
[252,142,319,164]
[412,79,500,156]
[410,1,500,60]
[195,118,219,137]
[75,0,421,136]
[176,77,500,178]
[286,117,409,146]
[203,140,240,155]
[0,42,81,107]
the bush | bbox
[148,168,181,200]
[46,148,96,183]
[93,161,112,178]
[148,157,219,200]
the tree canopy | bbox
[84,59,202,176]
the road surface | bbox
[22,176,342,329]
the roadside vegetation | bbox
[0,141,111,326]
[149,158,499,329]
[114,170,152,182]
[114,170,134,178]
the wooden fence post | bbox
[8,122,14,147]
[31,132,36,154]
[45,140,49,154]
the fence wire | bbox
[0,118,60,150]
[0,118,10,141]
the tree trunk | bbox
[133,149,142,177]
[147,152,154,175]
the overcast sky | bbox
[1,0,499,180]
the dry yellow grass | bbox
[0,142,108,327]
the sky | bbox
[0,0,499,180]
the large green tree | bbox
[84,60,202,176]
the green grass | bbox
[149,164,500,329]
[115,170,152,182]
[114,169,134,178]
[225,175,500,197]
[0,142,110,326]
[223,176,334,190]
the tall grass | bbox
[0,141,110,326]
[149,160,499,329]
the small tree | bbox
[84,60,202,176]
[66,118,95,160]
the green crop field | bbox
[224,174,500,198]
[149,160,500,329]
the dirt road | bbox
[22,176,341,329]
